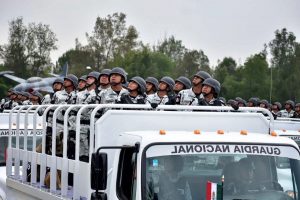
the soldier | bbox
[145,77,159,95]
[279,100,295,118]
[67,71,98,162]
[146,76,175,105]
[22,92,32,105]
[198,78,223,106]
[29,91,43,105]
[77,75,87,92]
[173,76,191,95]
[97,69,111,92]
[1,89,18,111]
[175,71,211,105]
[117,76,146,104]
[235,97,246,107]
[98,67,128,104]
[1,88,13,112]
[247,97,260,107]
[259,99,269,109]
[42,77,64,105]
[292,103,300,118]
[271,102,282,118]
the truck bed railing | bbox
[6,104,274,199]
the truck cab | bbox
[3,105,300,200]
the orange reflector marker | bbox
[271,131,277,136]
[194,130,201,134]
[240,130,248,135]
[217,130,224,134]
[159,130,166,135]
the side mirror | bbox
[91,152,108,190]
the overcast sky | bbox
[1,0,300,67]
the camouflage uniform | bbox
[175,88,201,106]
[98,87,128,104]
[279,109,295,118]
[68,89,97,161]
[146,93,170,105]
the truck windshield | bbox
[143,143,300,200]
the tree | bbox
[1,17,57,77]
[109,47,175,79]
[25,22,58,76]
[268,28,298,102]
[86,12,138,70]
[0,17,28,77]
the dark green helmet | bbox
[160,76,175,90]
[202,78,221,95]
[109,67,127,83]
[175,76,191,89]
[129,76,146,94]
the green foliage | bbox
[1,17,57,78]
[57,48,94,76]
[86,12,139,71]
[109,47,175,79]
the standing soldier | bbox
[198,78,223,106]
[175,71,211,105]
[259,99,269,109]
[117,76,146,104]
[77,75,87,92]
[271,102,282,118]
[280,100,295,118]
[42,78,64,105]
[146,76,175,105]
[98,67,128,104]
[235,97,246,107]
[2,90,18,111]
[292,103,300,118]
[173,76,191,95]
[145,77,159,95]
[97,69,111,92]
[247,97,260,107]
[1,88,13,112]
[69,71,98,162]
[29,91,43,105]
[22,92,32,105]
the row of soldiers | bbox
[1,68,300,160]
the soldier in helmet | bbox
[67,71,99,162]
[98,67,128,104]
[98,69,111,92]
[0,88,13,112]
[280,100,295,118]
[145,77,159,95]
[292,103,300,118]
[77,75,87,92]
[173,76,191,95]
[271,102,282,118]
[259,99,269,109]
[42,77,64,105]
[175,71,211,105]
[198,78,223,106]
[235,97,246,107]
[247,97,260,107]
[117,76,146,104]
[146,76,175,105]
[30,91,43,105]
[46,74,78,156]
[1,89,18,111]
[22,92,32,105]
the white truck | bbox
[2,104,300,200]
[275,118,300,147]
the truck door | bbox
[117,148,138,200]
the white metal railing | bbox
[6,104,275,199]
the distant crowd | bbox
[0,67,299,120]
